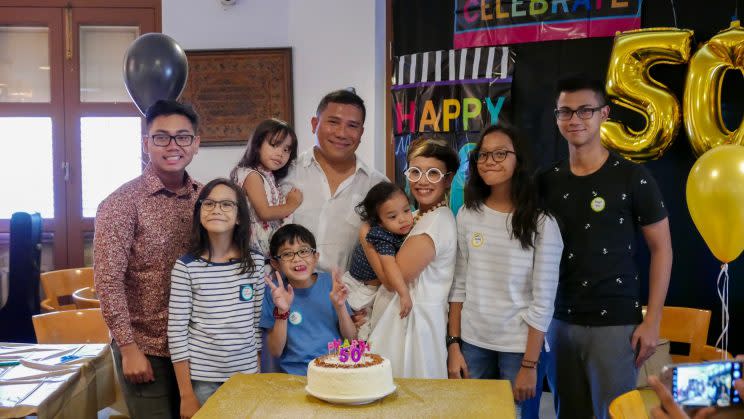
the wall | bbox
[162,0,387,183]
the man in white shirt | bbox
[285,89,387,272]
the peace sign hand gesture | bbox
[329,268,349,309]
[265,271,294,313]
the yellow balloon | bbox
[684,21,744,157]
[686,144,744,262]
[601,28,693,162]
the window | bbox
[0,2,160,269]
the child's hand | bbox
[265,271,294,313]
[399,290,413,318]
[180,393,201,419]
[286,187,303,207]
[358,222,372,242]
[329,268,349,309]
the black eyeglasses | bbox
[148,134,196,147]
[200,199,237,212]
[554,106,604,121]
[273,247,316,261]
[477,150,515,164]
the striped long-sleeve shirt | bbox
[168,253,265,382]
[449,206,563,353]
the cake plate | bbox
[305,385,397,405]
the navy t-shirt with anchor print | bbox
[539,152,667,326]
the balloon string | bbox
[715,263,729,359]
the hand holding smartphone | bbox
[661,360,743,409]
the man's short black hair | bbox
[145,100,199,132]
[316,89,366,123]
[554,74,609,106]
[269,224,317,258]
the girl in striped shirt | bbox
[446,123,563,419]
[168,178,265,418]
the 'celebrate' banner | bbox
[454,0,643,48]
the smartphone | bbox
[662,361,742,409]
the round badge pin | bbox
[289,311,303,325]
[590,197,606,212]
[239,284,254,301]
[471,232,484,248]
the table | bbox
[73,287,100,309]
[194,373,516,418]
[0,343,116,419]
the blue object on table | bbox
[60,355,80,363]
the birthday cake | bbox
[306,339,395,401]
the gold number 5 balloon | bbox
[601,28,693,162]
[684,21,744,157]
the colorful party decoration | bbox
[684,21,744,157]
[601,28,693,161]
[327,339,370,364]
[123,33,188,115]
[686,144,744,263]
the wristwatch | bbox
[446,335,462,347]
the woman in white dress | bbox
[366,137,459,378]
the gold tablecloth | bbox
[0,343,115,419]
[195,373,516,418]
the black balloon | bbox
[123,33,188,115]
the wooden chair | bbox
[32,308,110,344]
[657,306,711,363]
[700,344,734,361]
[73,286,100,309]
[40,267,94,312]
[609,390,649,419]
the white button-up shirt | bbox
[283,148,388,272]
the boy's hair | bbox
[229,118,298,182]
[554,73,609,106]
[189,178,256,273]
[355,181,407,225]
[145,100,199,132]
[406,137,460,174]
[269,224,317,258]
[316,89,366,123]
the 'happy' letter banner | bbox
[454,0,643,48]
[392,46,514,214]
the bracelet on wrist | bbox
[273,307,289,320]
[520,359,538,369]
[446,335,462,348]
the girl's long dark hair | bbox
[229,118,298,183]
[464,123,542,249]
[189,178,256,273]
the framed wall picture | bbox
[180,48,293,146]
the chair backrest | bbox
[700,344,733,361]
[609,390,649,419]
[32,308,110,344]
[73,287,100,309]
[40,267,94,311]
[658,306,711,363]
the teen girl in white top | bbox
[447,124,563,419]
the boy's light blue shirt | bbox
[259,272,352,376]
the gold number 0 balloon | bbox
[601,28,693,162]
[684,21,744,157]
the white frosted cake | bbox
[306,353,395,399]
